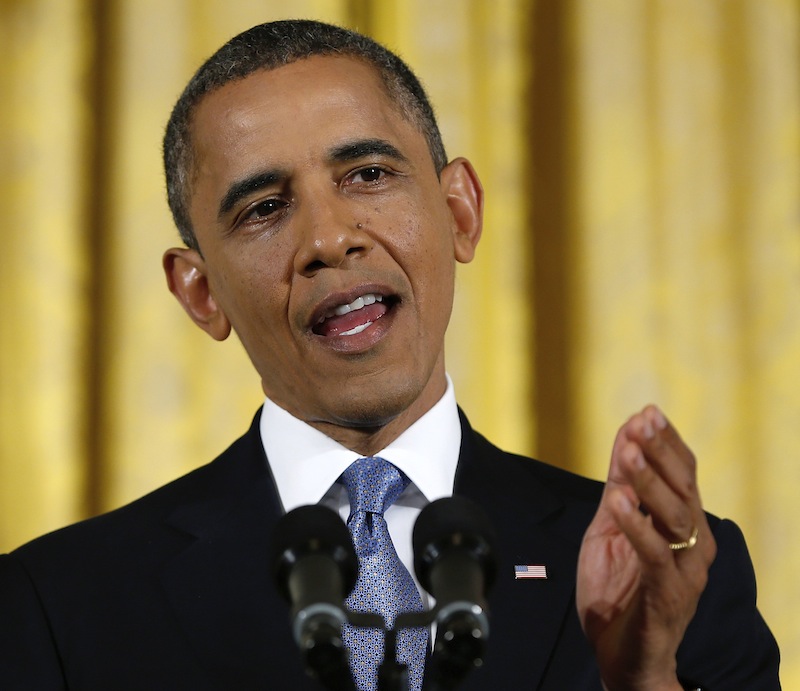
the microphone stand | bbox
[377,627,409,691]
[304,610,382,691]
[366,603,487,691]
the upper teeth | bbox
[323,293,383,321]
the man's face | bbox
[166,55,481,448]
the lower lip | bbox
[314,304,397,353]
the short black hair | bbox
[163,19,448,250]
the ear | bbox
[440,157,484,264]
[163,247,232,341]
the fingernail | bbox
[653,406,668,430]
[615,493,632,513]
[642,418,655,439]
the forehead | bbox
[188,55,425,177]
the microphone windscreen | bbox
[271,504,358,601]
[412,496,498,595]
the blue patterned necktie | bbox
[340,457,428,691]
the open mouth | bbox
[312,292,396,337]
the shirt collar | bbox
[261,375,461,513]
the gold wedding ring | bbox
[668,526,699,551]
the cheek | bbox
[395,220,456,320]
[380,196,454,260]
[214,251,289,328]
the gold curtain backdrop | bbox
[1,0,797,684]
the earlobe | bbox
[441,157,484,264]
[163,248,232,341]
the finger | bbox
[608,484,712,584]
[605,412,649,486]
[607,406,684,480]
[623,406,702,512]
[606,486,677,569]
[616,438,696,545]
[608,407,717,572]
[616,433,716,567]
[609,485,714,631]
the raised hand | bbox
[577,405,717,691]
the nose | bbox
[293,192,372,276]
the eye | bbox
[349,166,387,184]
[243,197,288,221]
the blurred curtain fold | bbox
[0,0,797,684]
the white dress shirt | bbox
[260,375,462,597]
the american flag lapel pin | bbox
[515,564,547,579]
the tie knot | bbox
[341,456,409,515]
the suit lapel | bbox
[158,412,320,689]
[453,412,593,689]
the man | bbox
[0,19,780,690]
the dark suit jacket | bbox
[0,410,780,689]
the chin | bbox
[331,398,406,429]
[327,378,422,429]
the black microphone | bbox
[412,496,497,687]
[272,504,358,690]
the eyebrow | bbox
[328,138,409,165]
[218,169,286,219]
